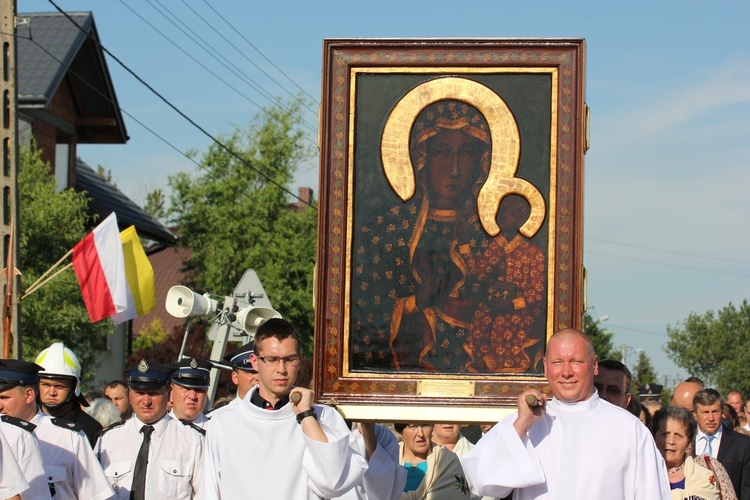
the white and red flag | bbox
[71,213,155,324]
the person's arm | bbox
[463,391,548,498]
[512,389,547,439]
[741,437,750,500]
[199,419,220,500]
[354,424,407,500]
[301,407,369,498]
[290,387,328,443]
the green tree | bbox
[665,299,750,396]
[18,142,111,377]
[631,349,659,394]
[584,311,616,360]
[96,164,117,188]
[168,99,317,354]
[144,188,166,221]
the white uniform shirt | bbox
[334,424,407,500]
[463,392,671,500]
[168,409,209,430]
[30,412,113,500]
[97,412,204,500]
[202,389,368,499]
[1,429,29,499]
[695,426,723,458]
[0,417,51,500]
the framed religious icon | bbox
[313,39,587,423]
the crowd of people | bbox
[2,323,749,499]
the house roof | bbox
[17,11,128,144]
[75,158,176,244]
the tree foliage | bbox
[18,142,111,375]
[665,299,750,395]
[143,188,166,221]
[631,349,659,394]
[168,99,317,354]
[584,311,616,360]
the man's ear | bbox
[24,386,36,405]
[592,355,599,376]
[250,353,260,372]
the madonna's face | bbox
[425,129,483,209]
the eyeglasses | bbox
[255,354,301,366]
[594,383,627,397]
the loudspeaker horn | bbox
[165,285,219,318]
[234,306,281,333]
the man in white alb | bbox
[462,328,671,499]
[202,318,368,499]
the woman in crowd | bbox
[395,423,469,499]
[652,405,734,499]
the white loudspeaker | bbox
[166,285,219,318]
[234,306,281,332]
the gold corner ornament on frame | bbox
[314,39,587,423]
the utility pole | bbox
[0,0,21,358]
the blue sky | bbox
[20,1,750,386]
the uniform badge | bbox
[138,359,149,373]
[190,358,198,369]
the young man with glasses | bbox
[202,318,368,498]
[593,359,632,409]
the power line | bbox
[178,0,319,117]
[114,0,317,138]
[586,236,750,264]
[586,250,750,278]
[9,30,203,171]
[606,323,669,338]
[42,2,315,209]
[198,0,320,106]
[139,0,318,135]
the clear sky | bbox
[19,0,750,387]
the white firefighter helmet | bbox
[34,342,86,405]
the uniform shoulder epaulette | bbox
[97,419,126,438]
[51,417,84,433]
[205,401,229,414]
[179,418,206,436]
[1,414,36,432]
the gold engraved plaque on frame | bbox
[416,379,475,398]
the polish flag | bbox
[72,213,155,324]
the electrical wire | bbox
[605,323,669,338]
[8,30,202,171]
[178,0,319,117]
[586,250,750,278]
[140,0,318,135]
[198,0,320,106]
[586,236,750,265]
[114,0,317,138]
[44,0,316,209]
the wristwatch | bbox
[296,408,317,424]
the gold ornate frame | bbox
[314,39,587,423]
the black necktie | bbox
[130,425,155,500]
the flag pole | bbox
[2,218,21,358]
[20,263,73,300]
[22,247,73,297]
